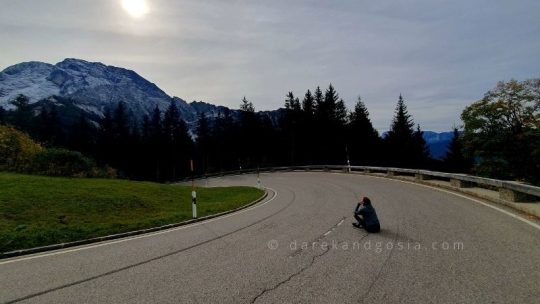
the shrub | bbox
[0,125,115,178]
[91,165,118,179]
[0,125,43,171]
[29,148,96,177]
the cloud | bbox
[1,0,539,131]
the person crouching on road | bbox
[353,197,380,233]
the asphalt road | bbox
[1,172,539,303]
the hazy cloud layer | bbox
[1,0,539,131]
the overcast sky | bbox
[1,0,539,131]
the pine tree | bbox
[240,96,255,112]
[100,108,114,137]
[127,119,143,179]
[97,107,115,168]
[388,94,414,139]
[258,114,279,167]
[47,105,64,146]
[282,92,302,165]
[385,94,418,168]
[214,109,237,171]
[443,128,472,173]
[196,113,209,147]
[412,124,431,168]
[96,102,133,177]
[9,94,32,132]
[347,97,380,165]
[285,92,295,110]
[196,112,210,173]
[150,106,162,140]
[36,106,50,142]
[109,102,132,176]
[163,101,187,180]
[302,90,315,116]
[163,102,180,140]
[239,96,259,168]
[141,115,151,139]
[173,118,192,179]
[322,84,339,119]
[138,114,153,180]
[113,102,130,139]
[35,104,64,146]
[312,85,326,164]
[311,84,349,164]
[335,98,348,125]
[69,114,95,156]
[149,106,163,181]
[314,86,324,114]
[299,89,316,164]
[0,107,5,124]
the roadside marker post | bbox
[190,159,197,219]
[257,166,261,189]
[345,146,351,173]
[192,190,197,218]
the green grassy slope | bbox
[0,172,264,253]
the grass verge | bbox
[0,172,264,253]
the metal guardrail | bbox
[195,165,540,203]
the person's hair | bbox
[362,197,371,205]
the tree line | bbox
[2,80,537,184]
[0,84,437,181]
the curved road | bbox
[1,172,539,303]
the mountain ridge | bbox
[0,58,219,125]
[0,58,452,158]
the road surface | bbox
[1,172,539,303]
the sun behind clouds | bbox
[121,0,149,19]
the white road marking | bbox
[0,188,279,265]
[421,184,540,230]
[337,219,344,226]
[323,231,332,236]
[337,172,540,230]
[4,171,538,266]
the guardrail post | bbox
[450,179,473,188]
[499,188,530,202]
[415,173,429,181]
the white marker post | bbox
[192,190,197,219]
[257,166,261,189]
[190,160,197,219]
[346,146,351,173]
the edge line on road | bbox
[328,172,540,230]
[0,188,279,265]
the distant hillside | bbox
[0,58,262,128]
[1,58,451,155]
[423,131,454,160]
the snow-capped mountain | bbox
[0,58,449,156]
[0,58,232,125]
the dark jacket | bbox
[356,204,380,232]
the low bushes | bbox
[31,148,94,177]
[0,125,114,178]
[0,125,43,172]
